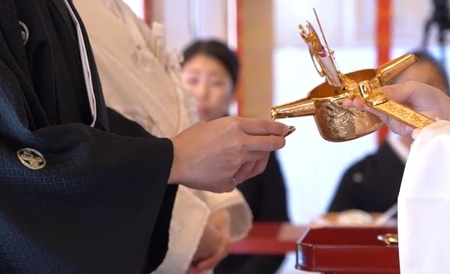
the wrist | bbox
[168,137,186,184]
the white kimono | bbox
[73,0,252,273]
[398,120,450,274]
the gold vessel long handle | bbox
[375,53,417,85]
[364,95,435,129]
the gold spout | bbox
[374,53,417,86]
[271,98,316,120]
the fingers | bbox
[237,117,289,136]
[245,156,270,179]
[343,95,398,124]
[240,151,270,166]
[214,154,269,193]
[343,97,412,135]
[233,154,269,183]
[232,161,257,184]
[343,81,425,109]
[243,135,286,151]
[186,267,200,274]
[375,81,444,109]
[193,238,229,272]
[373,82,417,103]
[190,255,220,273]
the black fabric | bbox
[328,142,405,213]
[0,1,176,273]
[107,108,178,273]
[215,152,289,274]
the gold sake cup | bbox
[271,53,436,142]
[271,69,384,142]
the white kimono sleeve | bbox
[191,189,253,242]
[398,120,450,274]
[153,186,210,274]
[153,187,252,274]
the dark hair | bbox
[400,49,449,92]
[181,39,240,91]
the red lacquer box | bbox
[296,227,399,274]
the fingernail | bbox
[285,126,296,137]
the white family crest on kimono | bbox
[73,0,252,273]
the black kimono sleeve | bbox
[0,1,176,273]
[107,108,178,273]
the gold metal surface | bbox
[366,100,435,129]
[271,9,436,142]
[377,233,398,245]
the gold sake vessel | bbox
[271,9,435,142]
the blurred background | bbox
[122,0,449,272]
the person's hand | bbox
[168,117,289,192]
[208,209,231,237]
[343,81,450,136]
[187,210,231,274]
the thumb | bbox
[376,81,417,104]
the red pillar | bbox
[143,0,152,25]
[235,0,245,116]
[376,0,392,144]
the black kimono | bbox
[328,142,405,213]
[215,152,289,274]
[0,0,176,273]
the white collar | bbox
[385,131,410,164]
[64,0,97,127]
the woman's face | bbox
[181,54,234,122]
[393,61,447,92]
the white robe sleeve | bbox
[153,187,252,274]
[153,186,210,274]
[398,120,450,274]
[191,189,253,242]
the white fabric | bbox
[155,186,210,274]
[386,131,409,164]
[398,120,450,274]
[73,0,252,273]
[190,189,253,242]
[158,188,252,274]
[64,0,97,127]
[75,0,194,137]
